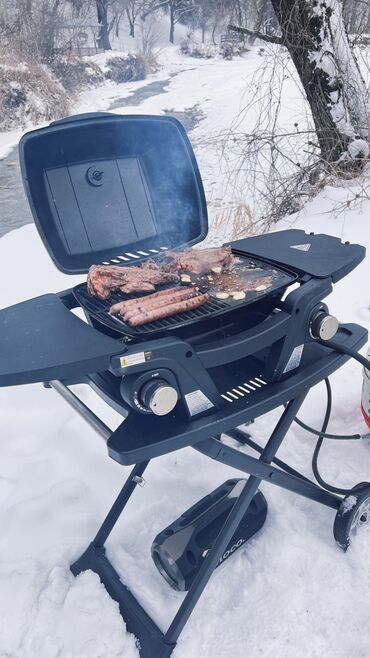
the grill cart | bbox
[0,113,369,657]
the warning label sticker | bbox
[120,351,151,368]
[185,390,214,416]
[283,344,304,373]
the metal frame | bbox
[51,381,341,658]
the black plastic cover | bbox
[19,113,208,274]
[231,230,365,283]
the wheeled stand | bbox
[52,380,363,658]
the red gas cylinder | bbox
[361,347,370,429]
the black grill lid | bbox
[19,112,208,274]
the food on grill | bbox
[110,287,199,320]
[121,292,210,326]
[110,286,186,314]
[87,261,179,300]
[207,271,273,297]
[87,246,240,301]
[164,246,233,274]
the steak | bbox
[87,260,179,300]
[164,246,233,274]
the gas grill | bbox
[0,112,369,657]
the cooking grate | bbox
[73,252,297,337]
[74,284,232,335]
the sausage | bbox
[127,293,209,326]
[123,289,198,321]
[110,286,195,315]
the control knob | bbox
[310,311,339,341]
[140,379,179,416]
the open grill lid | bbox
[19,113,208,274]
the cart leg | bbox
[94,461,149,547]
[164,394,307,645]
[71,461,149,575]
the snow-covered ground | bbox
[1,45,370,658]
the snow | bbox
[0,128,26,160]
[347,138,370,159]
[340,495,358,514]
[1,45,370,658]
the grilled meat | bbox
[164,246,233,274]
[110,287,198,320]
[126,293,209,326]
[109,286,185,314]
[88,247,233,300]
[87,261,179,300]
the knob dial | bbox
[140,379,178,416]
[311,312,339,341]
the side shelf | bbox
[0,294,122,386]
[231,230,365,282]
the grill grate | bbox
[73,251,297,337]
[74,284,231,335]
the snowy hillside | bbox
[0,45,370,658]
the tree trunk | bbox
[270,0,368,164]
[169,2,175,44]
[96,0,112,50]
[126,7,135,37]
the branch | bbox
[141,0,169,20]
[228,24,283,46]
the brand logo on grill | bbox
[290,243,311,252]
[218,537,246,564]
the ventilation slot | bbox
[102,247,170,266]
[221,377,268,403]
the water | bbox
[0,71,202,238]
[0,156,32,238]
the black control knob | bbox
[140,379,178,416]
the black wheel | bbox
[333,482,370,551]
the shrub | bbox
[0,55,68,130]
[50,56,104,93]
[180,39,218,59]
[104,54,147,83]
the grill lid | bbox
[19,112,208,274]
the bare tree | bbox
[96,0,112,49]
[125,0,143,37]
[231,0,369,167]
